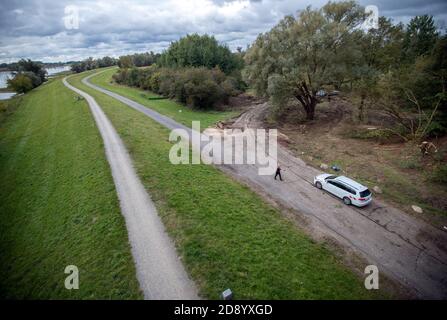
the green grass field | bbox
[0,77,142,299]
[68,71,382,299]
[88,68,240,129]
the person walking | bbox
[274,166,283,181]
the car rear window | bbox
[360,189,371,197]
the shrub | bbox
[148,71,161,92]
[22,71,42,87]
[113,66,239,109]
[7,74,34,93]
[348,128,396,143]
[184,75,221,108]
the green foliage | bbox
[91,68,239,129]
[96,56,117,68]
[7,59,48,93]
[182,68,223,108]
[158,34,243,74]
[113,66,240,109]
[244,0,445,138]
[425,121,447,138]
[352,17,405,121]
[403,15,438,62]
[348,127,395,143]
[13,59,47,84]
[118,52,160,68]
[244,1,365,120]
[371,32,446,140]
[71,56,117,73]
[7,74,33,93]
[364,17,405,71]
[117,56,133,69]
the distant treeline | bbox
[71,56,117,73]
[70,52,161,73]
[0,61,72,71]
[117,52,160,68]
[113,34,246,109]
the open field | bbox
[0,77,142,299]
[68,71,383,299]
[89,68,240,129]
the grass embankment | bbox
[89,68,240,129]
[0,77,142,299]
[68,71,382,299]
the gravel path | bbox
[63,77,198,300]
[83,72,447,299]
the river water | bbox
[0,65,71,100]
[0,65,71,88]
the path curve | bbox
[83,71,447,299]
[63,76,198,300]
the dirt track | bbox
[64,76,198,300]
[84,72,447,299]
[228,103,447,299]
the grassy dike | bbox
[69,70,382,299]
[88,67,240,129]
[0,77,142,299]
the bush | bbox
[148,71,161,92]
[7,74,34,93]
[113,66,239,109]
[348,128,397,143]
[22,71,42,87]
[71,56,117,73]
[425,121,447,138]
[14,59,46,83]
[182,69,222,108]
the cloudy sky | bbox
[0,0,446,63]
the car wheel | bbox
[343,197,351,205]
[315,181,322,189]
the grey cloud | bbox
[0,0,445,63]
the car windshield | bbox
[325,175,337,180]
[360,189,371,197]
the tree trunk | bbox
[306,98,317,120]
[295,82,318,121]
[359,93,366,122]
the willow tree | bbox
[244,1,365,120]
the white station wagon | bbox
[313,174,372,207]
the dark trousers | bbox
[275,171,282,181]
